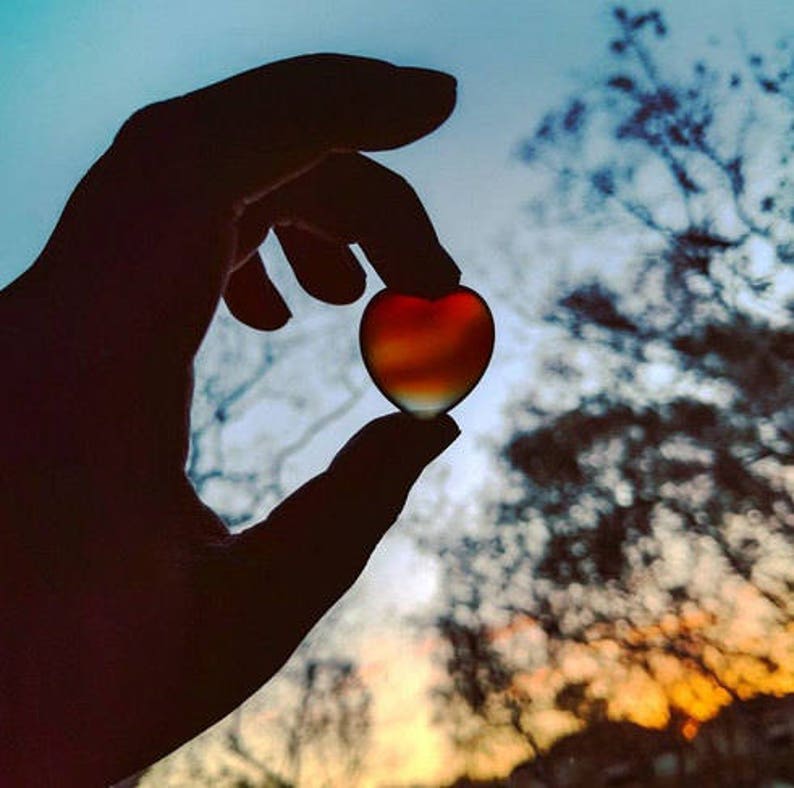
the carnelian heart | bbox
[360,286,495,418]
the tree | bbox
[188,299,367,530]
[283,658,372,787]
[433,6,794,775]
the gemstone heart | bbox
[359,286,495,418]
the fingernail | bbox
[246,300,291,331]
[329,413,459,479]
[428,413,461,442]
[401,67,456,91]
[402,413,460,462]
[265,300,292,330]
[398,67,457,109]
[382,415,459,492]
[396,247,461,298]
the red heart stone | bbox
[360,286,495,418]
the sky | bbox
[0,0,598,287]
[3,1,794,785]
[5,0,791,291]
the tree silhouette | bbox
[283,658,372,787]
[434,6,794,772]
[188,303,366,530]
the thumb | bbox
[239,412,459,590]
[196,414,458,711]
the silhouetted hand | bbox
[0,55,460,786]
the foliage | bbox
[434,5,794,762]
[283,658,372,786]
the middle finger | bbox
[233,153,461,306]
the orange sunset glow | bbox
[140,580,794,787]
[338,599,794,785]
[383,580,792,781]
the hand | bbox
[0,55,460,786]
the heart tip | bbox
[408,408,446,420]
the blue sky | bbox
[0,0,588,284]
[6,1,791,290]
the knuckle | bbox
[376,164,416,203]
[384,168,412,194]
[348,154,416,203]
[113,100,181,151]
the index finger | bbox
[234,153,461,298]
[117,54,457,206]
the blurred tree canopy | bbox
[434,5,794,766]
